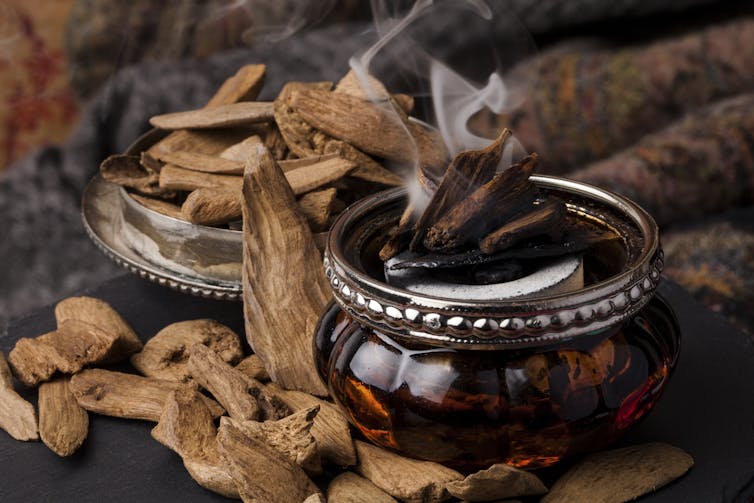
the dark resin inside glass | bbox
[314,296,679,471]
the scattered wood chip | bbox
[207,64,267,107]
[54,296,143,361]
[152,150,245,175]
[327,472,398,503]
[542,443,694,503]
[354,440,463,502]
[298,188,338,232]
[188,344,270,421]
[410,129,512,251]
[266,383,356,467]
[151,388,239,499]
[181,189,242,226]
[223,406,321,475]
[150,102,275,130]
[241,146,329,396]
[69,369,224,421]
[234,355,270,382]
[445,463,548,501]
[217,418,321,503]
[130,319,243,383]
[159,164,243,192]
[9,320,118,387]
[0,352,38,441]
[129,193,185,220]
[38,377,88,457]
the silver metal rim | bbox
[324,176,663,349]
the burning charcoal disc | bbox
[384,251,584,300]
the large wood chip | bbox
[328,472,398,503]
[55,296,143,361]
[223,406,321,475]
[150,102,275,130]
[217,419,321,503]
[318,137,403,186]
[130,319,243,383]
[0,353,38,441]
[286,158,355,195]
[187,344,269,421]
[241,147,329,396]
[129,193,185,220]
[234,354,270,382]
[335,69,414,115]
[9,320,118,387]
[151,388,239,499]
[69,369,224,421]
[100,154,161,194]
[266,383,356,467]
[410,129,512,252]
[354,440,462,503]
[298,188,338,232]
[148,128,261,158]
[182,189,242,226]
[152,150,245,175]
[479,197,566,255]
[445,463,548,501]
[542,443,693,503]
[38,377,88,457]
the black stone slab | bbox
[0,274,752,502]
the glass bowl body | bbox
[315,178,680,470]
[315,295,679,470]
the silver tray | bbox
[82,136,243,300]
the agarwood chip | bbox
[38,377,88,457]
[423,154,539,252]
[334,69,414,114]
[0,352,38,441]
[148,63,266,155]
[410,129,512,252]
[219,135,264,162]
[278,153,339,172]
[241,146,329,396]
[9,320,117,387]
[354,440,462,503]
[130,319,243,383]
[151,150,245,175]
[234,355,270,381]
[148,128,261,158]
[266,383,356,467]
[69,369,224,421]
[188,344,288,421]
[285,157,356,195]
[152,388,239,499]
[304,494,326,503]
[298,188,338,232]
[150,102,274,130]
[262,124,289,160]
[479,197,566,254]
[55,296,143,361]
[217,418,321,503]
[223,407,321,475]
[159,164,243,192]
[542,443,694,503]
[445,463,548,501]
[379,203,417,261]
[328,472,398,503]
[100,154,161,194]
[182,189,242,226]
[129,193,185,220]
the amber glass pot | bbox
[314,177,680,471]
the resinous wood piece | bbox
[0,352,38,441]
[38,377,89,457]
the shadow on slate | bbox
[0,274,753,502]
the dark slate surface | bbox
[0,274,752,502]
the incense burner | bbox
[314,176,680,470]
